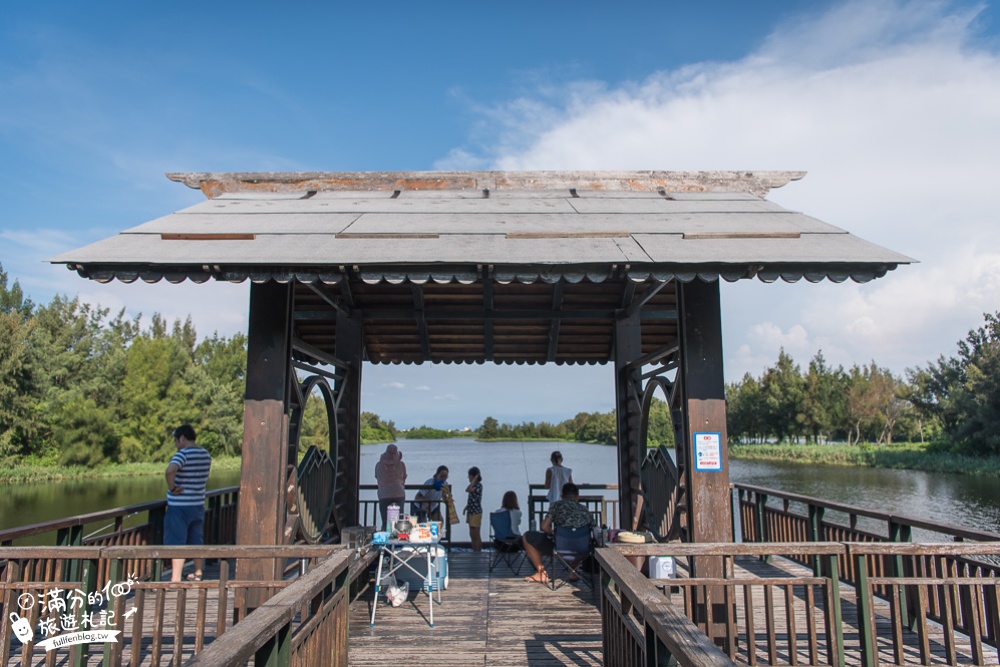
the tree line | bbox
[1,265,246,466]
[726,311,1000,456]
[476,399,675,447]
[4,262,999,464]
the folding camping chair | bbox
[489,510,525,575]
[548,525,594,590]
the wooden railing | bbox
[0,544,375,667]
[357,483,454,542]
[181,547,373,667]
[597,546,735,667]
[527,483,620,531]
[735,482,1000,635]
[0,487,239,586]
[600,540,1000,667]
[848,542,1000,666]
[0,486,239,547]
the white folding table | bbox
[370,538,442,627]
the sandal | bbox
[186,573,203,582]
[523,571,549,584]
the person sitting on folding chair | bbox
[521,482,593,584]
[489,491,525,574]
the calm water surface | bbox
[2,440,999,543]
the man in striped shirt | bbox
[165,424,212,582]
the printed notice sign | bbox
[693,432,722,472]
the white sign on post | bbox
[693,432,722,472]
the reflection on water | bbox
[730,459,1000,536]
[0,469,242,538]
[3,441,999,543]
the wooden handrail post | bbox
[644,619,669,667]
[254,623,290,667]
[102,558,124,667]
[808,504,825,575]
[888,521,914,631]
[58,524,84,583]
[824,553,845,667]
[853,552,876,667]
[754,492,770,563]
[67,557,98,667]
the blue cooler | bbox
[393,545,448,590]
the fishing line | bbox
[521,441,531,487]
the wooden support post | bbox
[614,311,643,531]
[808,504,825,575]
[889,521,915,631]
[334,311,364,531]
[824,554,845,667]
[237,281,293,598]
[678,279,733,649]
[854,553,876,667]
[677,279,733,548]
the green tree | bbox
[645,397,675,447]
[909,312,1000,454]
[118,334,194,462]
[0,310,38,457]
[478,416,499,439]
[727,374,766,444]
[761,350,806,442]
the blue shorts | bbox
[164,505,206,546]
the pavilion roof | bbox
[48,171,914,366]
[50,170,912,286]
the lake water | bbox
[3,439,999,543]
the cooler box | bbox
[650,556,676,579]
[393,545,448,590]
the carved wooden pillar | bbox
[614,311,643,530]
[678,278,733,647]
[236,281,293,594]
[678,278,733,548]
[334,311,364,529]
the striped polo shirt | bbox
[167,446,212,507]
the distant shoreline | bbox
[0,456,243,484]
[730,442,1000,477]
[10,441,992,484]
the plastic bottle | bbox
[387,504,400,526]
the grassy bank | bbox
[729,442,1000,477]
[0,455,243,484]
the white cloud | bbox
[415,385,431,391]
[433,393,459,401]
[465,0,1000,380]
[385,382,406,390]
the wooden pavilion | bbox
[49,170,912,585]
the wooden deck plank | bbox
[348,551,602,667]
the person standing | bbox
[544,450,574,503]
[465,466,483,552]
[165,424,212,582]
[374,443,407,530]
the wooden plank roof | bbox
[47,170,914,366]
[50,170,912,286]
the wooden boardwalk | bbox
[348,550,603,667]
[7,550,997,666]
[350,550,1000,667]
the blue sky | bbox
[2,0,999,429]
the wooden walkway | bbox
[348,550,603,667]
[7,550,997,666]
